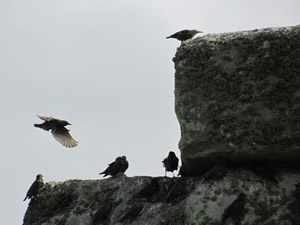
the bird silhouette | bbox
[34,115,78,148]
[162,151,179,177]
[99,156,129,177]
[24,174,44,201]
[166,29,202,42]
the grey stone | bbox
[23,171,300,225]
[173,25,300,175]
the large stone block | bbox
[174,25,300,175]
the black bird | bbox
[201,158,228,184]
[252,160,278,184]
[162,151,179,177]
[166,29,202,42]
[34,115,78,148]
[136,178,160,201]
[24,174,44,201]
[222,193,246,224]
[99,156,129,177]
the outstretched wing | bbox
[37,115,56,121]
[51,128,78,148]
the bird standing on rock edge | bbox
[162,151,179,177]
[24,174,44,201]
[34,115,79,148]
[166,29,203,42]
[99,156,129,178]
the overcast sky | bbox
[0,0,299,224]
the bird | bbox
[34,115,78,148]
[24,174,44,201]
[166,29,202,42]
[222,193,246,224]
[162,151,179,177]
[99,156,129,178]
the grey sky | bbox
[0,0,299,224]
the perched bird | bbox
[136,178,160,201]
[166,29,202,42]
[34,115,78,148]
[162,151,179,177]
[24,174,44,201]
[222,193,246,224]
[252,160,278,184]
[99,156,129,177]
[201,158,228,184]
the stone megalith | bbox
[173,25,300,176]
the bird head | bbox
[62,120,71,126]
[191,29,203,36]
[169,151,176,156]
[36,174,43,180]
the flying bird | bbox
[222,193,246,224]
[162,151,179,177]
[24,174,44,201]
[166,29,202,42]
[99,156,129,178]
[34,115,78,148]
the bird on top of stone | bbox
[24,174,44,201]
[99,156,129,178]
[166,29,202,42]
[162,151,179,177]
[34,115,78,148]
[222,193,246,224]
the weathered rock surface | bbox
[174,25,300,175]
[23,171,300,225]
